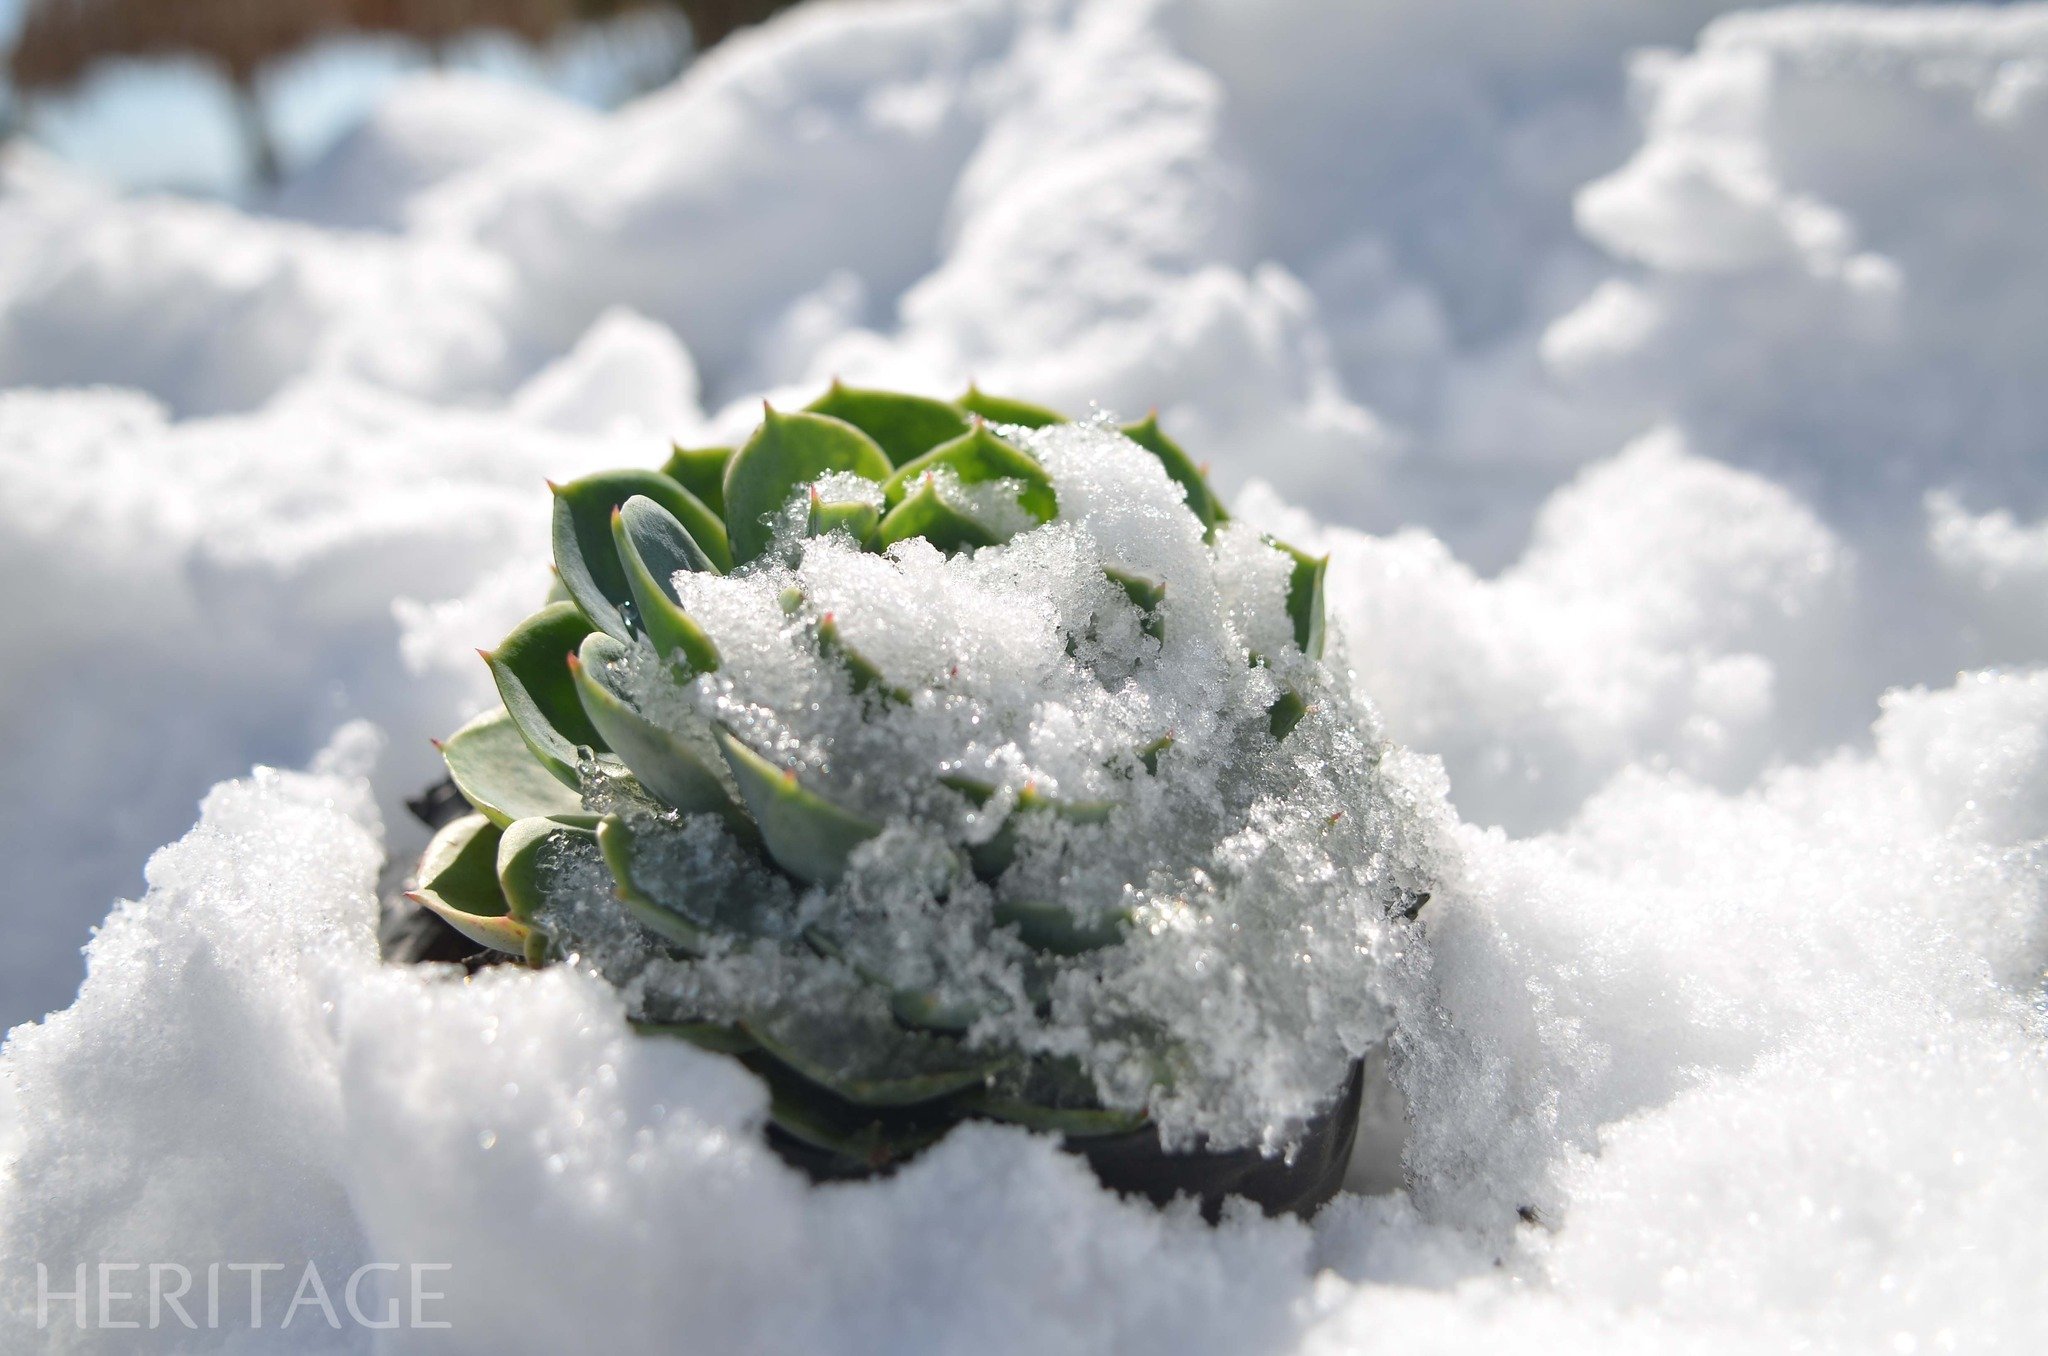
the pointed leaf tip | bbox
[553,469,731,635]
[725,407,892,563]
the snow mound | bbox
[0,733,1322,1350]
[1559,6,2048,521]
[0,369,667,1019]
[0,0,2046,1352]
[0,192,515,416]
[267,72,601,233]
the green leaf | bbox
[1105,566,1167,642]
[816,612,908,704]
[597,815,714,954]
[714,728,882,887]
[570,634,743,824]
[804,926,984,1035]
[956,385,1066,428]
[805,382,971,467]
[408,813,531,956]
[438,708,584,827]
[552,470,730,639]
[495,812,603,965]
[961,1092,1148,1138]
[611,497,722,674]
[660,445,733,518]
[744,1001,1011,1107]
[483,602,606,788]
[806,486,881,542]
[1269,686,1309,740]
[1137,733,1174,776]
[992,897,1132,956]
[881,421,1057,525]
[1121,413,1227,534]
[723,406,892,565]
[869,476,1007,555]
[742,1052,949,1169]
[887,990,984,1034]
[952,782,1117,880]
[1266,536,1328,661]
[961,1058,1149,1137]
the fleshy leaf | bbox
[597,815,714,954]
[805,382,970,467]
[552,471,730,638]
[1269,687,1309,739]
[408,813,530,955]
[962,1092,1148,1137]
[805,926,984,1035]
[742,1052,949,1168]
[1122,413,1227,534]
[816,612,908,704]
[881,421,1057,524]
[496,812,604,965]
[660,445,733,518]
[807,487,881,542]
[744,999,1011,1107]
[484,602,606,788]
[714,728,882,887]
[611,497,722,673]
[870,476,1006,555]
[956,385,1066,428]
[1266,536,1328,660]
[1105,566,1167,642]
[570,634,743,824]
[887,989,983,1034]
[723,406,892,565]
[439,707,584,827]
[993,897,1133,956]
[952,782,1117,880]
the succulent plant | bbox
[408,385,1412,1216]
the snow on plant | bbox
[410,384,1437,1182]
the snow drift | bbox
[0,0,2044,1352]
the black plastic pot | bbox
[1069,1060,1362,1219]
[389,779,1364,1219]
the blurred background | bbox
[0,0,2041,1039]
[0,0,793,195]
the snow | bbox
[265,73,602,234]
[561,421,1432,1152]
[1,0,2045,1351]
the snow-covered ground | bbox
[0,0,2044,1350]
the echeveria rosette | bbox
[410,385,1353,1190]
